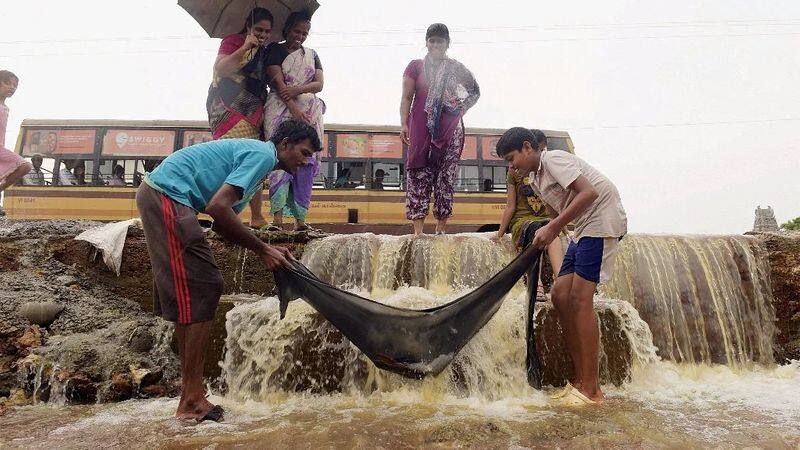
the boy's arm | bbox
[545,204,569,237]
[532,176,598,249]
[493,183,517,240]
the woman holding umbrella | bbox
[206,7,274,228]
[263,10,325,232]
[400,23,480,236]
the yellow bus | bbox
[5,119,573,231]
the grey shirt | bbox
[529,150,627,240]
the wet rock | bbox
[127,327,155,353]
[130,366,163,388]
[757,232,800,362]
[0,389,29,416]
[104,373,134,402]
[139,380,180,398]
[64,374,97,404]
[0,321,22,355]
[140,384,168,398]
[17,325,43,349]
[19,302,65,327]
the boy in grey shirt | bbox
[496,127,627,406]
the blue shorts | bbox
[558,237,621,284]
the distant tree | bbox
[781,217,800,231]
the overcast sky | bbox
[1,0,798,233]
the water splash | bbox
[221,233,662,401]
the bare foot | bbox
[250,217,268,229]
[175,395,215,421]
[578,386,605,404]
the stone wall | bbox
[755,232,800,362]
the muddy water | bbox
[2,360,799,448]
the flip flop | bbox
[550,381,574,399]
[560,386,598,407]
[196,404,224,423]
[295,224,322,233]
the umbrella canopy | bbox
[178,0,320,40]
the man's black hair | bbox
[269,119,321,151]
[495,127,547,157]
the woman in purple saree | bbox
[400,23,480,235]
[263,10,325,232]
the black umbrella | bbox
[178,0,320,40]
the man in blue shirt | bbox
[135,119,320,422]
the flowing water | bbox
[2,233,799,449]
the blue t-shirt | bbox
[145,139,277,213]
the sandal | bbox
[196,404,224,423]
[295,224,322,233]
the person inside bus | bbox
[207,7,274,228]
[372,169,386,190]
[108,164,126,186]
[264,10,325,233]
[58,159,78,185]
[73,161,87,185]
[21,154,47,185]
[400,23,480,236]
[0,69,33,195]
[483,178,493,192]
[334,168,356,189]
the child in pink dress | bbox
[0,70,32,192]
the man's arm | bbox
[532,176,598,249]
[205,184,292,270]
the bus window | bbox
[487,166,508,192]
[56,158,92,186]
[314,161,329,188]
[455,165,479,192]
[18,156,55,186]
[98,159,140,186]
[334,162,365,188]
[97,160,113,185]
[371,163,401,190]
[133,159,163,187]
[547,136,570,152]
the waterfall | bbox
[602,234,776,365]
[221,233,659,401]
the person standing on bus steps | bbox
[400,23,480,236]
[0,70,33,198]
[136,119,320,422]
[264,10,325,233]
[207,7,274,228]
[496,127,627,406]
